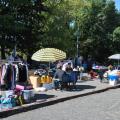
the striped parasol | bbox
[31,48,66,62]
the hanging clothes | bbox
[1,64,16,90]
[0,62,28,90]
[0,64,7,85]
[18,63,28,83]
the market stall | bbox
[0,60,35,110]
[30,48,66,90]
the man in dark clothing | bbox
[98,69,104,82]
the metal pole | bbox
[49,62,50,69]
[77,36,79,57]
[76,27,80,58]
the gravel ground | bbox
[2,88,120,120]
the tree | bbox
[113,27,120,52]
[0,0,120,63]
[0,0,49,60]
[42,0,91,57]
[77,0,120,62]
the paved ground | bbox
[1,78,120,118]
[41,79,111,100]
[2,88,120,120]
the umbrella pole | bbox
[49,62,50,69]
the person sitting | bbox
[64,63,74,90]
[103,65,113,82]
[65,63,73,74]
[108,64,113,71]
[70,67,78,88]
[53,65,65,90]
[89,69,98,79]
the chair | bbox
[69,71,78,89]
[60,72,70,90]
[61,71,78,90]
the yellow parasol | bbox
[31,48,66,63]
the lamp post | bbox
[75,28,80,57]
[69,20,80,57]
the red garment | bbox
[89,70,98,79]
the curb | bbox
[0,84,120,118]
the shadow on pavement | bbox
[34,94,55,100]
[69,85,96,92]
[77,79,94,83]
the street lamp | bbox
[74,28,80,57]
[69,20,80,57]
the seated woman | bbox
[69,68,78,89]
[65,63,73,74]
[64,63,78,89]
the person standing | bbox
[82,61,87,73]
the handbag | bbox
[15,95,25,106]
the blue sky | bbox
[115,0,120,10]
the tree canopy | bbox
[0,0,120,64]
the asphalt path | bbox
[2,88,120,120]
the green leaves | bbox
[113,27,120,42]
[0,0,49,59]
[0,0,120,62]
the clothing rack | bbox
[7,60,23,64]
[0,61,28,90]
[0,59,7,64]
[0,59,23,64]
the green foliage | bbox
[76,0,120,62]
[0,0,120,63]
[113,27,120,42]
[0,0,49,59]
[112,27,120,53]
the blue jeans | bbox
[54,79,61,89]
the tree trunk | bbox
[1,45,6,59]
[27,52,33,67]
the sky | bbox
[114,0,120,10]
